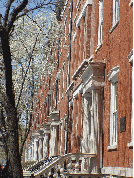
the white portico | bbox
[49,110,60,157]
[81,60,105,174]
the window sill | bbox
[127,142,133,148]
[129,0,133,6]
[107,145,117,150]
[109,20,120,33]
[95,43,102,53]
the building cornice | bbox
[66,81,74,93]
[72,59,89,80]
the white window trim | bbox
[127,50,133,148]
[109,20,119,33]
[110,0,120,33]
[76,0,92,28]
[129,0,133,6]
[107,66,119,81]
[98,0,104,47]
[76,0,81,8]
[107,144,117,150]
[113,0,120,26]
[107,66,119,148]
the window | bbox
[98,0,104,46]
[107,66,119,148]
[110,81,118,145]
[62,62,65,98]
[127,50,133,147]
[64,16,67,44]
[113,0,120,26]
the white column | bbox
[82,92,92,153]
[32,142,34,161]
[43,133,49,158]
[60,118,63,155]
[92,89,100,153]
[43,123,50,158]
[50,125,57,157]
[38,137,43,160]
[90,88,101,174]
[25,146,28,162]
[34,138,38,161]
[29,143,32,161]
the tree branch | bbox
[3,0,15,29]
[19,113,32,156]
[15,0,55,20]
[16,31,40,108]
[7,0,28,33]
[26,14,44,30]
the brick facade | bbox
[24,0,133,177]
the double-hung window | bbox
[113,0,120,26]
[98,0,104,46]
[107,66,119,148]
[111,81,118,146]
[127,50,133,148]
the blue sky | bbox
[0,0,55,19]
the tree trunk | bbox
[2,30,23,178]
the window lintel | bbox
[107,66,119,82]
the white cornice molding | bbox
[73,83,83,98]
[66,81,74,93]
[107,66,120,81]
[73,31,76,41]
[129,0,133,6]
[72,59,89,79]
[128,49,133,63]
[69,97,74,107]
[76,0,81,9]
[76,0,92,28]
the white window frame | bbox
[107,66,119,148]
[127,50,133,148]
[62,61,65,98]
[98,0,104,47]
[129,0,133,6]
[64,16,67,44]
[110,81,118,146]
[113,0,120,26]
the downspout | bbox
[65,0,73,155]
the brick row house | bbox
[24,0,133,177]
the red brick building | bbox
[24,0,133,177]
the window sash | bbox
[110,82,118,145]
[113,0,119,26]
[98,0,103,45]
[131,63,133,142]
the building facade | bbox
[24,0,133,177]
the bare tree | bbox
[0,0,64,177]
